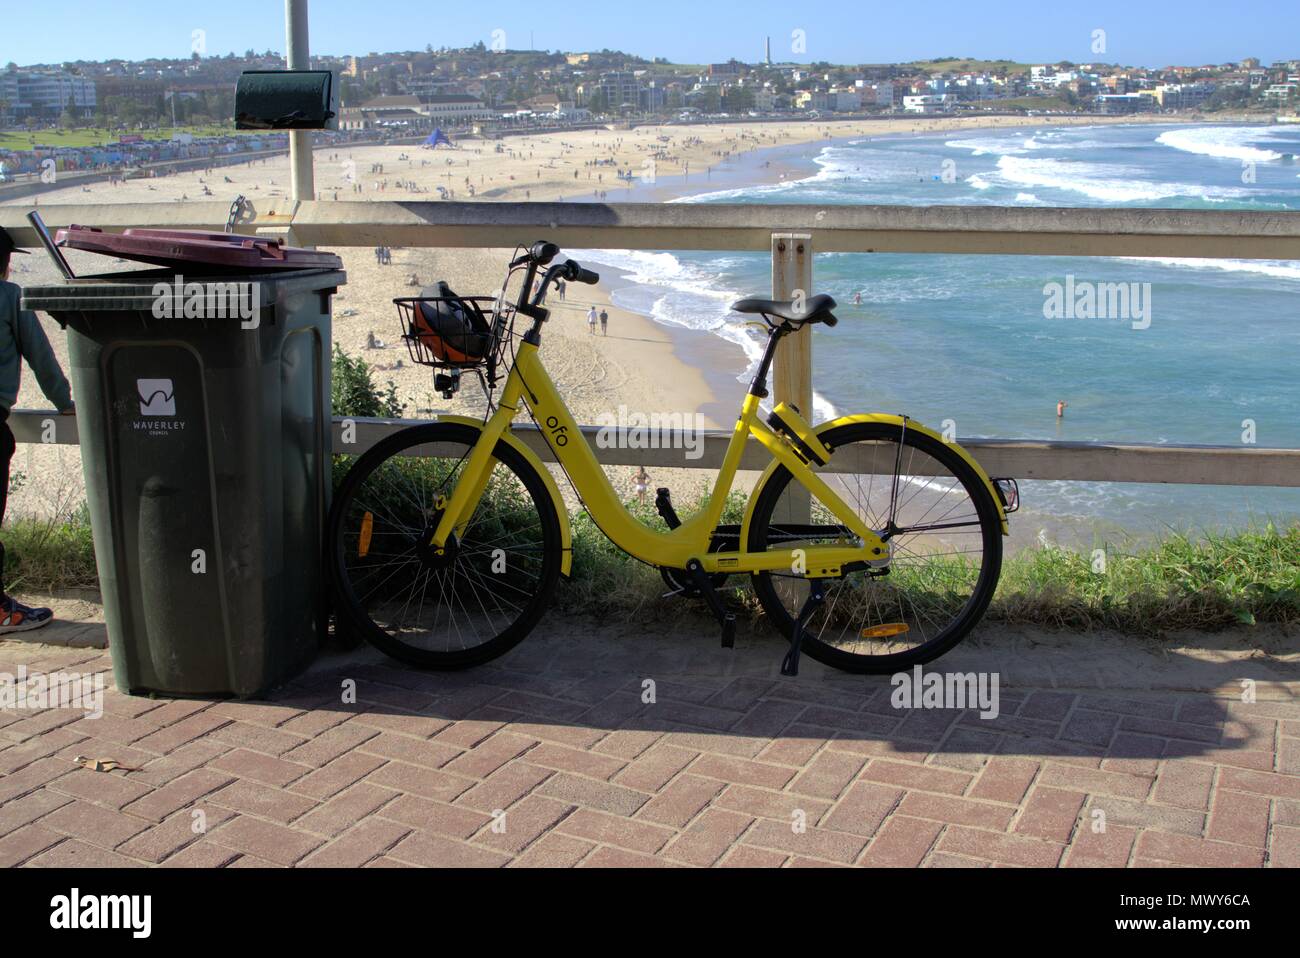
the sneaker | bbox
[0,599,54,634]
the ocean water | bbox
[574,123,1300,545]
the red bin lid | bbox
[54,225,342,273]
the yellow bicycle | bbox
[328,242,1016,675]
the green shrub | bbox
[331,343,404,419]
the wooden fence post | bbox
[771,232,813,417]
[771,232,814,524]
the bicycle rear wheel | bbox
[328,422,561,669]
[748,420,1002,674]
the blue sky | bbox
[2,0,1297,68]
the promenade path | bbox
[1,601,1296,868]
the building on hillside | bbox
[0,69,97,119]
[1095,92,1156,114]
[578,72,642,111]
[420,93,495,125]
[337,93,492,132]
[338,95,430,132]
[403,76,466,99]
[1145,82,1216,109]
[709,61,745,78]
[95,75,167,106]
[902,93,955,113]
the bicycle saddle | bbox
[731,294,838,325]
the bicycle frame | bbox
[428,338,890,577]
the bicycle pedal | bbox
[720,613,735,649]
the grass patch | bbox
[554,496,1299,636]
[0,124,238,152]
[554,490,753,619]
[991,524,1300,634]
[2,503,98,593]
[8,484,1297,639]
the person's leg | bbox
[0,418,52,632]
[0,416,14,603]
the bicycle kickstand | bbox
[685,558,736,649]
[781,578,827,677]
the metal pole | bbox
[285,0,314,203]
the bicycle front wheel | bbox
[748,420,1003,674]
[329,422,562,669]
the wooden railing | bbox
[3,199,1299,487]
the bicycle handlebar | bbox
[563,260,600,286]
[509,244,601,329]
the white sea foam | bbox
[992,154,1248,203]
[1116,256,1300,282]
[944,132,1031,156]
[1155,126,1290,163]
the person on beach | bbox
[633,466,650,505]
[599,308,608,336]
[1056,400,1067,418]
[557,279,566,301]
[587,306,598,334]
[0,229,76,634]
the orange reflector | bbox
[861,623,909,639]
[358,512,374,557]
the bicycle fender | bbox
[436,414,573,576]
[739,413,1008,549]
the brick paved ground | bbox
[1,614,1297,868]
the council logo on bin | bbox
[137,379,176,417]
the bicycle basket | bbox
[394,289,497,369]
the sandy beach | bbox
[3,114,1169,520]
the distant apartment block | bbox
[1096,92,1157,114]
[798,89,862,112]
[0,68,97,119]
[853,80,897,108]
[902,93,955,113]
[577,72,643,110]
[1144,81,1216,109]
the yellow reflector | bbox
[861,623,909,639]
[358,512,374,557]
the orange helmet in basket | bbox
[413,286,489,364]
